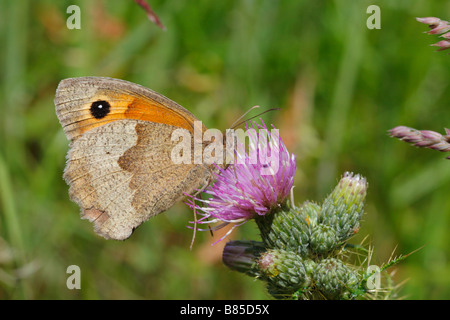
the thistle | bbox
[190,120,405,299]
[186,120,297,240]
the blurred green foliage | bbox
[0,0,449,299]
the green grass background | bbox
[0,0,449,299]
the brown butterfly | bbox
[55,77,217,240]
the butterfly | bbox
[55,77,217,240]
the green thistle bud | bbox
[320,172,367,242]
[300,201,321,228]
[255,204,314,256]
[258,248,316,298]
[313,258,360,299]
[222,240,266,277]
[309,224,339,255]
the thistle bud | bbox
[222,240,266,277]
[313,258,360,300]
[258,248,316,297]
[309,224,339,255]
[299,201,321,228]
[255,202,320,256]
[320,172,368,242]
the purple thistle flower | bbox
[186,120,297,240]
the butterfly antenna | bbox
[208,219,214,237]
[231,107,280,129]
[229,105,260,129]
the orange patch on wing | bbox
[68,93,202,138]
[125,96,196,132]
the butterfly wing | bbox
[55,77,212,240]
[55,77,204,141]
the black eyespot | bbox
[90,100,111,119]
